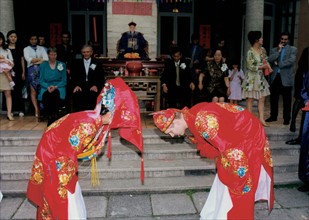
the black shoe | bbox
[290,123,296,132]
[266,117,277,122]
[297,184,309,192]
[285,138,301,145]
[283,121,289,125]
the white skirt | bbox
[68,182,87,220]
[200,166,272,220]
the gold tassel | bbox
[91,157,100,186]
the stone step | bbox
[0,154,299,181]
[0,127,299,146]
[0,143,201,162]
[0,139,299,162]
[0,157,215,181]
[0,171,301,197]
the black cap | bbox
[128,21,137,26]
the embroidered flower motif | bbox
[216,103,245,112]
[41,198,53,219]
[69,135,79,147]
[264,139,273,167]
[221,63,228,72]
[243,184,251,193]
[69,123,97,151]
[59,174,70,186]
[237,166,246,177]
[30,156,44,185]
[180,63,186,69]
[57,63,64,71]
[58,186,67,199]
[90,63,96,70]
[195,112,219,140]
[221,148,249,179]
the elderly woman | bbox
[196,49,230,103]
[38,47,67,126]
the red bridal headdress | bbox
[152,108,179,132]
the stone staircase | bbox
[0,127,301,197]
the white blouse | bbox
[23,45,48,68]
[0,47,14,62]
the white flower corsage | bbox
[57,63,64,71]
[221,63,228,72]
[90,64,97,70]
[180,63,186,70]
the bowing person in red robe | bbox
[26,78,143,219]
[152,102,274,219]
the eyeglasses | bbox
[281,38,288,40]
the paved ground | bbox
[1,186,309,219]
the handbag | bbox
[262,51,272,76]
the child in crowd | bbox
[0,55,15,89]
[228,60,244,104]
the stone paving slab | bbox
[85,196,108,218]
[107,194,152,218]
[11,199,36,219]
[0,197,24,220]
[151,193,196,216]
[192,192,209,213]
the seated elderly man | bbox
[117,21,149,60]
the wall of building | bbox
[106,1,158,59]
[296,0,309,61]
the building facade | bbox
[0,0,307,62]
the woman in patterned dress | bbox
[23,33,48,117]
[242,31,272,127]
[152,102,274,219]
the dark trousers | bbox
[42,89,64,126]
[166,85,191,109]
[269,75,292,122]
[299,111,309,185]
[72,87,99,112]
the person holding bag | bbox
[242,31,271,127]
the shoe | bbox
[290,123,296,132]
[265,117,277,122]
[285,138,301,145]
[19,112,24,117]
[9,81,15,89]
[297,184,309,192]
[283,121,289,125]
[7,115,15,121]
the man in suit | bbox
[266,32,297,125]
[56,30,76,112]
[161,46,195,109]
[71,44,105,112]
[185,33,205,81]
[286,46,309,145]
